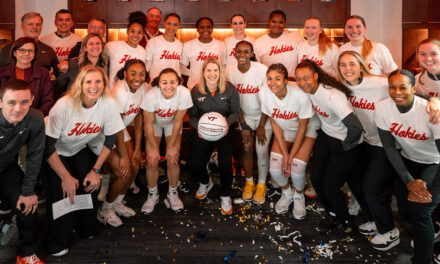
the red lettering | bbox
[300,54,324,66]
[268,45,294,56]
[154,108,177,118]
[55,47,71,57]
[159,50,181,60]
[313,104,329,118]
[196,51,219,61]
[67,122,102,136]
[229,48,235,57]
[271,108,297,120]
[349,96,375,110]
[368,63,372,70]
[119,54,137,64]
[389,123,429,141]
[429,92,440,97]
[236,84,260,94]
[122,104,140,116]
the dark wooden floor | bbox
[0,167,422,264]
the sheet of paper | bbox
[52,194,94,220]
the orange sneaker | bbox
[16,254,45,264]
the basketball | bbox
[198,112,228,141]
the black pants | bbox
[363,144,408,234]
[45,148,98,254]
[191,127,234,197]
[402,156,440,264]
[310,130,361,224]
[0,162,37,257]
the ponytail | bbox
[361,37,374,60]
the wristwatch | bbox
[91,167,102,174]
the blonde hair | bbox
[305,17,333,57]
[337,50,373,82]
[345,15,373,59]
[78,33,109,72]
[416,38,440,85]
[197,58,227,94]
[67,65,110,111]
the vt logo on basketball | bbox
[207,116,217,122]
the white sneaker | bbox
[51,248,69,257]
[195,180,213,200]
[435,253,440,264]
[167,191,184,212]
[97,208,123,228]
[292,191,306,220]
[220,196,232,215]
[370,228,400,251]
[129,182,140,194]
[141,194,159,215]
[98,174,110,201]
[275,189,293,214]
[359,221,377,236]
[410,222,440,248]
[112,201,136,218]
[348,195,361,216]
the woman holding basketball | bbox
[225,40,271,204]
[189,58,240,215]
[140,68,193,214]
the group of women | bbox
[2,7,440,264]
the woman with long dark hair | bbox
[296,59,363,234]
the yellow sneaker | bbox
[253,183,267,205]
[242,181,255,201]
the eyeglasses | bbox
[16,48,35,54]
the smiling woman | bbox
[54,33,108,100]
[0,37,53,116]
[44,65,125,257]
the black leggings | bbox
[0,162,37,257]
[191,127,234,197]
[45,148,98,254]
[362,144,408,234]
[403,156,440,264]
[310,130,362,224]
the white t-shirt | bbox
[296,41,339,77]
[339,41,397,75]
[112,79,148,127]
[224,35,255,69]
[415,71,440,98]
[46,96,125,157]
[181,38,226,89]
[254,31,304,77]
[348,76,389,146]
[261,83,314,132]
[141,85,193,125]
[226,61,267,119]
[104,41,147,88]
[145,35,183,83]
[309,83,354,141]
[40,32,83,62]
[375,96,440,164]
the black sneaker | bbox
[318,213,339,230]
[0,200,11,215]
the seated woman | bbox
[0,37,53,116]
[93,59,147,227]
[44,65,124,257]
[54,33,108,100]
[375,69,440,264]
[141,68,192,214]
